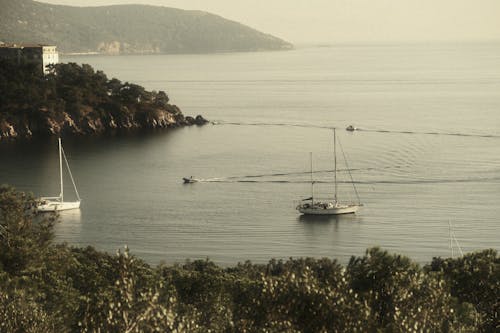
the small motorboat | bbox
[346,125,357,131]
[183,177,198,184]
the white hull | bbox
[297,203,360,215]
[38,200,81,212]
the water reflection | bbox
[298,213,359,225]
[298,213,362,242]
[53,209,82,242]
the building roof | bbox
[0,43,57,49]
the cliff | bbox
[0,0,293,54]
[0,61,207,140]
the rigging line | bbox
[59,138,63,200]
[448,220,464,258]
[310,152,314,205]
[61,146,81,201]
[452,232,464,257]
[449,221,453,258]
[336,134,361,205]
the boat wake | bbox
[190,166,401,183]
[212,121,500,139]
[212,121,334,130]
[220,166,400,179]
[352,176,500,185]
[357,128,500,139]
[191,175,500,185]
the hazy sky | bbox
[42,0,500,43]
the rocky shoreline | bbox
[0,109,208,141]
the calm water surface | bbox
[1,43,499,265]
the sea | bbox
[1,42,499,265]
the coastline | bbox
[0,61,208,141]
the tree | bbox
[428,251,499,332]
[0,185,54,273]
[347,247,463,332]
[0,185,77,331]
[79,247,197,333]
[154,90,170,107]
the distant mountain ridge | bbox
[0,0,292,54]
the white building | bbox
[0,43,59,74]
[40,45,59,73]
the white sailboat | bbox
[37,138,81,212]
[297,128,362,215]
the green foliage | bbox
[0,276,55,333]
[78,247,195,333]
[0,186,498,332]
[428,250,499,332]
[347,248,474,332]
[0,185,74,331]
[0,185,54,273]
[0,61,179,137]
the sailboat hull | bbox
[297,204,360,215]
[37,200,81,212]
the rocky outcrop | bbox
[0,107,208,140]
[96,41,162,55]
[184,115,209,126]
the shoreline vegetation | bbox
[0,60,207,141]
[0,186,498,332]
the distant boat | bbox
[296,128,362,215]
[183,177,198,184]
[346,125,357,131]
[38,138,81,212]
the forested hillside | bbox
[0,0,292,54]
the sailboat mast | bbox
[58,137,63,202]
[333,128,337,202]
[310,152,314,205]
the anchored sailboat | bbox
[296,128,362,215]
[37,138,81,212]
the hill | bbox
[0,0,293,54]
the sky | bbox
[41,0,500,44]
